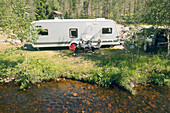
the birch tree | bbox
[0,0,39,63]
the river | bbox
[0,79,169,113]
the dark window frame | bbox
[69,28,78,38]
[102,28,112,34]
[36,26,48,36]
[38,29,48,36]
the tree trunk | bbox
[167,31,170,57]
[91,0,93,18]
[129,0,131,19]
[134,0,136,19]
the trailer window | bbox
[38,29,48,35]
[70,28,78,38]
[35,26,48,36]
[102,28,112,34]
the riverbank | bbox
[0,79,169,112]
[0,36,169,94]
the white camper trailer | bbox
[32,18,120,50]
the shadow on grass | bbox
[23,44,168,68]
[23,44,70,51]
[75,48,168,68]
[0,59,19,78]
[0,59,18,69]
[76,48,130,67]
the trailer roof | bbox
[32,18,115,23]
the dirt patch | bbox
[0,35,7,45]
[113,45,124,49]
[0,35,13,49]
[0,35,6,40]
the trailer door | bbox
[90,24,101,41]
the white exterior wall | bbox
[32,19,119,48]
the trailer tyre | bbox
[70,43,77,51]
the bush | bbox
[90,67,121,87]
[0,49,59,89]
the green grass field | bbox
[0,36,169,94]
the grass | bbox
[0,37,169,94]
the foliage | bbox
[0,0,41,89]
[0,0,39,47]
[0,48,59,89]
[35,0,50,20]
[141,0,169,26]
[120,23,169,93]
[120,25,145,63]
[79,49,170,94]
[0,0,7,26]
[89,67,121,87]
[0,0,169,25]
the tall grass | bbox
[0,47,169,94]
[78,48,169,94]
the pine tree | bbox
[35,0,49,20]
[0,0,6,24]
[68,0,73,18]
[141,0,169,26]
[48,0,60,11]
[83,0,89,18]
[89,0,95,18]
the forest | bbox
[0,0,169,26]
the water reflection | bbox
[0,80,169,113]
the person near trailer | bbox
[85,39,101,53]
[94,39,101,48]
[85,40,94,53]
[73,39,85,55]
[91,39,101,53]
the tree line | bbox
[0,0,169,26]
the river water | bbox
[0,79,169,113]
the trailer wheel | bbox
[144,43,150,52]
[70,43,77,51]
